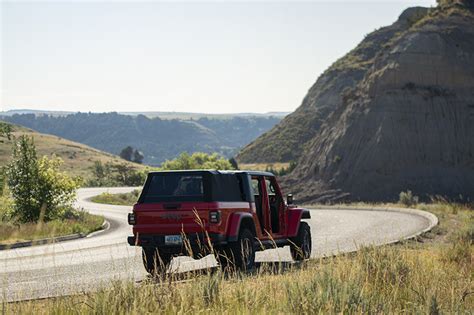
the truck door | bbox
[265,176,285,237]
[251,176,271,237]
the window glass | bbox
[210,174,246,201]
[251,178,260,195]
[265,179,276,196]
[142,174,204,203]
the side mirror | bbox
[287,193,294,205]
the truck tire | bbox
[217,228,256,271]
[142,247,172,275]
[290,222,312,261]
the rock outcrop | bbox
[243,2,474,201]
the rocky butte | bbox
[238,1,474,202]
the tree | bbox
[0,122,12,140]
[36,156,78,221]
[160,152,234,170]
[119,146,134,161]
[112,163,146,186]
[6,136,39,222]
[0,167,6,197]
[133,150,144,164]
[6,135,78,222]
[228,157,239,170]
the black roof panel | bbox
[147,169,275,177]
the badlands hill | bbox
[240,1,474,201]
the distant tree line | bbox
[87,152,238,187]
[1,113,281,165]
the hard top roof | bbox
[147,169,275,177]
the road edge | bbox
[307,205,439,243]
[0,219,109,251]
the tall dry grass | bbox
[3,201,472,314]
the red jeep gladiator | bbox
[127,170,312,274]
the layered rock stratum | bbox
[239,1,474,201]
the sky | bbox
[1,0,436,114]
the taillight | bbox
[128,213,136,225]
[209,211,221,223]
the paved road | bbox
[0,187,434,302]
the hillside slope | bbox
[283,2,474,202]
[2,113,281,165]
[0,122,143,179]
[236,8,417,163]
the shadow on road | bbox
[138,260,307,285]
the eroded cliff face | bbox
[286,4,474,202]
[237,7,431,164]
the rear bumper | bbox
[127,232,227,251]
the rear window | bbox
[139,172,250,203]
[140,173,207,203]
[210,174,246,202]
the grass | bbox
[239,162,290,172]
[4,200,472,313]
[0,121,145,181]
[90,189,140,206]
[0,203,104,244]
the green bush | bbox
[6,135,79,223]
[0,167,6,197]
[265,160,297,176]
[160,152,234,170]
[0,121,12,140]
[87,161,147,187]
[399,190,419,207]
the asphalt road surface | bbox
[0,187,435,302]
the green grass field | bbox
[5,201,472,313]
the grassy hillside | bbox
[0,122,144,180]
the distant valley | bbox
[1,112,282,165]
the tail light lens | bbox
[128,213,136,225]
[209,211,221,223]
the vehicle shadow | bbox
[140,260,306,285]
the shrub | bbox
[0,167,6,197]
[265,161,297,176]
[6,135,79,222]
[36,156,79,221]
[399,190,419,207]
[160,152,234,170]
[0,121,12,140]
[87,161,147,187]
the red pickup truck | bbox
[128,170,312,274]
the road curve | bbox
[0,187,435,302]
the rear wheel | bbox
[216,228,256,271]
[142,247,172,275]
[290,222,312,261]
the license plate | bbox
[165,235,182,245]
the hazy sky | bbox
[1,0,436,114]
